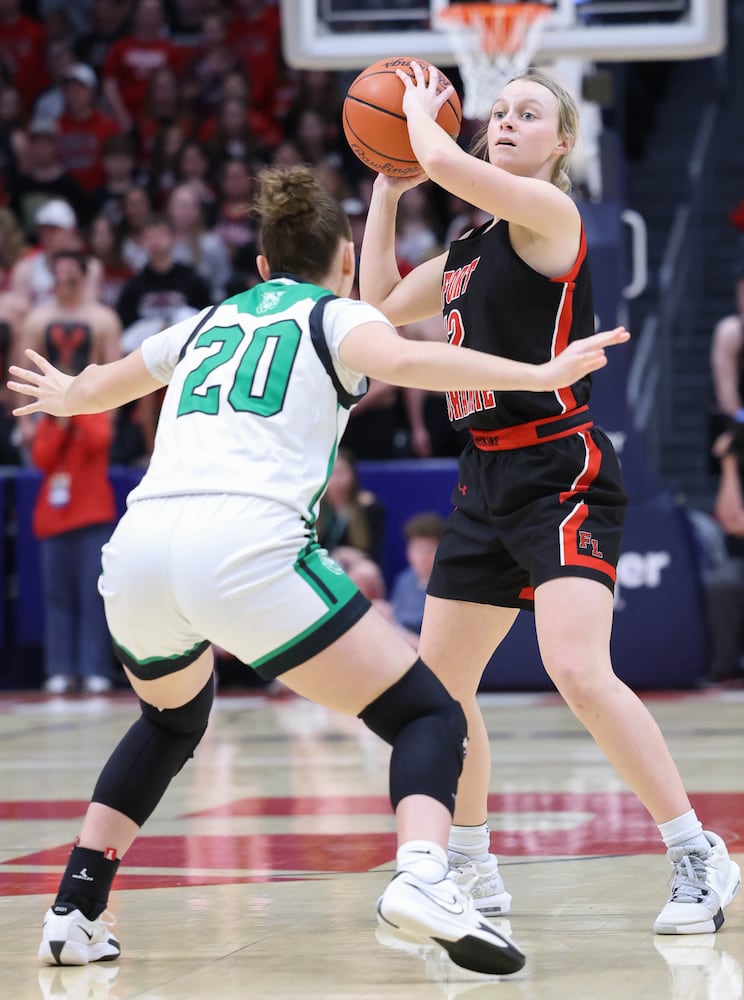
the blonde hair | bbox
[469,68,579,194]
[254,165,351,281]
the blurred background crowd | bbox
[3,0,740,695]
[0,0,485,693]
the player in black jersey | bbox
[360,65,740,936]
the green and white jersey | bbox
[128,276,388,522]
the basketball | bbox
[342,56,462,177]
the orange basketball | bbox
[342,56,462,177]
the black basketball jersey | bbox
[441,218,595,431]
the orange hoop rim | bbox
[436,2,551,54]
[436,2,551,27]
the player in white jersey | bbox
[9,165,628,975]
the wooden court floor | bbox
[0,685,742,999]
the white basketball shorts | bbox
[98,494,370,680]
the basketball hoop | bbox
[435,3,551,120]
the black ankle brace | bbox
[55,845,120,920]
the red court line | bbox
[0,801,89,820]
[0,871,324,898]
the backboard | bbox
[279,0,726,70]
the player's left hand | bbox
[540,327,630,390]
[7,349,74,417]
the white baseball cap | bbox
[35,199,77,230]
[64,63,98,89]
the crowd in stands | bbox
[7,1,735,691]
[0,0,473,690]
[0,0,476,470]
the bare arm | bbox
[711,316,743,416]
[359,175,446,325]
[714,453,744,537]
[9,348,165,417]
[338,321,630,393]
[92,306,123,366]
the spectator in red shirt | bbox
[58,63,121,193]
[102,0,185,131]
[227,0,281,118]
[31,409,117,695]
[0,0,49,108]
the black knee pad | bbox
[359,659,467,814]
[91,675,214,827]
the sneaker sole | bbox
[378,901,525,976]
[38,939,120,966]
[432,929,525,976]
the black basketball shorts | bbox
[427,427,628,611]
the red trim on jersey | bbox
[519,585,535,601]
[470,405,591,451]
[552,225,587,284]
[550,226,587,413]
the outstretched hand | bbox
[542,327,631,391]
[7,349,74,417]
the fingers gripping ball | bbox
[343,56,462,177]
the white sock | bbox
[448,823,490,862]
[396,841,448,884]
[658,809,709,854]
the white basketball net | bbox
[435,4,551,120]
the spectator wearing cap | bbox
[7,120,87,240]
[58,63,121,193]
[10,199,102,307]
[101,0,187,132]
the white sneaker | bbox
[38,906,121,966]
[448,851,512,916]
[43,676,76,695]
[81,676,112,694]
[377,872,525,976]
[653,831,741,934]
